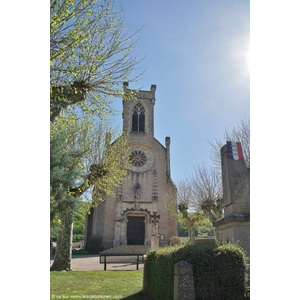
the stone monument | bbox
[150,212,160,249]
[214,141,250,257]
[174,261,195,300]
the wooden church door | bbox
[127,216,145,245]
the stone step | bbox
[100,245,150,255]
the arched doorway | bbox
[127,216,145,245]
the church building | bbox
[85,82,177,250]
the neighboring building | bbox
[85,83,177,250]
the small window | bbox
[132,103,145,132]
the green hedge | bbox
[144,243,248,300]
[169,236,182,246]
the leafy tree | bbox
[50,0,143,271]
[177,213,190,237]
[209,118,250,168]
[175,178,198,245]
[171,163,222,244]
[178,204,201,244]
[50,132,83,222]
[50,0,143,123]
[171,179,207,244]
[177,213,213,238]
[197,223,215,238]
[50,132,83,266]
[51,199,88,244]
[50,120,130,271]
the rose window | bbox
[129,150,147,167]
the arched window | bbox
[132,103,145,132]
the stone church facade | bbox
[85,83,177,249]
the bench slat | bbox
[99,254,145,271]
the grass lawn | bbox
[50,270,144,299]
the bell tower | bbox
[122,82,156,137]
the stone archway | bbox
[122,210,152,245]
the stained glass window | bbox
[129,150,147,167]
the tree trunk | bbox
[187,222,196,245]
[213,227,221,243]
[51,210,74,271]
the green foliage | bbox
[86,235,102,254]
[50,132,83,218]
[50,0,143,124]
[198,225,215,238]
[50,218,60,241]
[145,245,182,300]
[52,117,130,207]
[90,131,131,204]
[177,214,213,238]
[50,0,140,270]
[145,243,248,300]
[72,234,83,242]
[177,213,197,237]
[169,236,182,246]
[73,201,89,242]
[212,243,249,299]
[50,0,136,208]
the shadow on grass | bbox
[122,291,147,300]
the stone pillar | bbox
[146,219,153,245]
[150,84,156,135]
[151,234,159,249]
[113,221,121,247]
[174,261,195,300]
[150,212,160,249]
[214,142,250,257]
[113,196,122,247]
[120,218,126,245]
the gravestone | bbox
[214,142,250,257]
[174,261,195,300]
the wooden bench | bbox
[99,253,145,271]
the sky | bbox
[110,0,250,181]
[112,0,250,182]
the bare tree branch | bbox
[209,118,250,169]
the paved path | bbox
[50,255,145,271]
